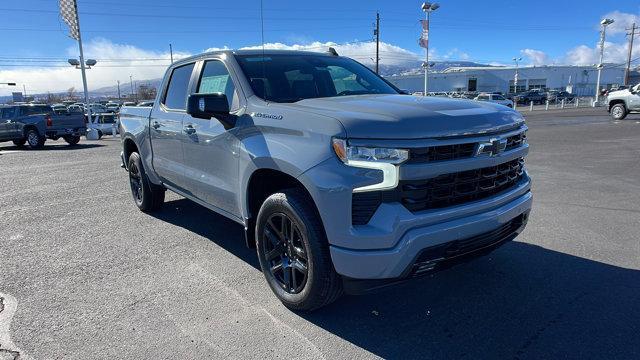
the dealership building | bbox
[386,65,627,96]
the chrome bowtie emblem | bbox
[477,138,507,157]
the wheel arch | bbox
[243,167,324,249]
[608,99,626,112]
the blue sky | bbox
[1,0,638,94]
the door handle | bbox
[152,121,161,129]
[184,124,196,135]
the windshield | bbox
[235,54,398,103]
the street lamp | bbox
[595,18,614,104]
[68,58,97,69]
[512,57,522,94]
[421,2,439,96]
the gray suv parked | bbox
[119,50,532,311]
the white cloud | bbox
[207,41,421,66]
[521,49,550,66]
[562,41,639,66]
[0,38,190,96]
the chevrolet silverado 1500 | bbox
[119,50,532,311]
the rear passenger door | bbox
[149,62,195,189]
[181,59,242,216]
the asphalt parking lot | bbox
[1,107,639,359]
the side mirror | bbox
[187,93,235,129]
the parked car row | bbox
[0,104,86,149]
[413,89,578,106]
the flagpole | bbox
[72,0,92,129]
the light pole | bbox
[595,18,614,104]
[129,75,134,102]
[512,57,522,94]
[68,58,97,127]
[421,2,439,96]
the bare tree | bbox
[137,84,157,101]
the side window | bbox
[197,60,238,110]
[163,63,195,110]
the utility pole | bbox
[117,80,121,100]
[374,12,380,74]
[169,43,174,64]
[23,84,27,97]
[625,23,637,86]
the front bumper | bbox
[333,191,531,292]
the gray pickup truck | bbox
[0,104,86,149]
[119,50,532,311]
[607,84,640,120]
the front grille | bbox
[400,157,524,212]
[506,132,527,151]
[410,213,526,276]
[408,142,476,163]
[351,157,525,225]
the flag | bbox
[418,20,429,49]
[59,0,80,40]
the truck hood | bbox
[291,94,525,139]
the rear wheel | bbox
[127,152,165,212]
[256,189,343,311]
[26,129,45,149]
[63,135,81,146]
[12,138,26,147]
[610,103,627,120]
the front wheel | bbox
[256,189,343,311]
[610,104,627,120]
[26,129,45,149]
[127,152,165,212]
[63,135,81,145]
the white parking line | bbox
[0,292,32,359]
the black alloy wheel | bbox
[262,213,309,294]
[128,159,144,205]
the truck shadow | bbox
[151,198,639,359]
[303,243,640,359]
[151,198,260,270]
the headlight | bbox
[332,138,408,192]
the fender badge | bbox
[252,112,283,120]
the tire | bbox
[12,139,26,147]
[610,104,627,120]
[63,135,81,146]
[26,129,45,149]
[127,152,165,212]
[256,189,343,311]
[97,130,103,140]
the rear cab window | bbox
[162,63,196,110]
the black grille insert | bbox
[407,131,526,164]
[400,157,524,212]
[351,157,525,225]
